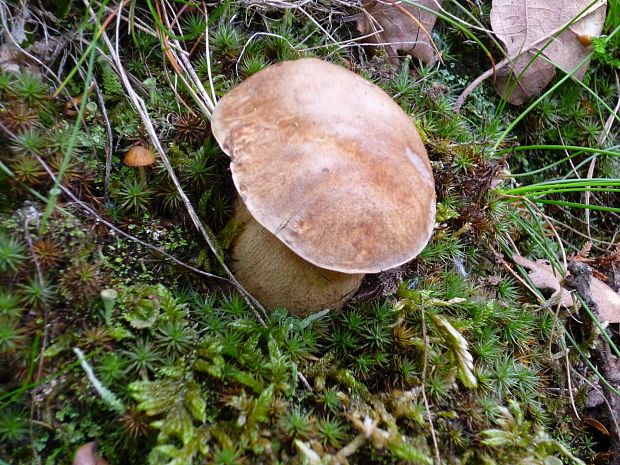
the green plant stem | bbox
[509,208,563,272]
[522,188,620,196]
[500,146,620,178]
[524,199,620,213]
[507,178,620,194]
[0,349,100,409]
[39,8,102,234]
[44,447,65,465]
[564,330,620,397]
[538,54,620,127]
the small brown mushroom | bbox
[124,146,155,183]
[577,34,593,46]
[212,58,436,315]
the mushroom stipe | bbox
[212,58,436,315]
[232,201,364,314]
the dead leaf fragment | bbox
[73,442,109,465]
[513,254,574,307]
[513,254,620,323]
[64,94,84,117]
[357,0,443,66]
[490,0,607,104]
[584,417,611,436]
[591,277,620,323]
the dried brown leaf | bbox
[513,254,620,323]
[73,442,109,465]
[490,0,607,104]
[357,0,443,66]
[512,254,574,307]
[591,277,620,323]
[584,417,611,436]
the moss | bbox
[1,1,616,464]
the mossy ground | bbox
[0,1,619,464]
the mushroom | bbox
[230,200,365,312]
[124,146,155,183]
[211,58,435,316]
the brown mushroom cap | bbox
[212,58,435,274]
[124,146,155,167]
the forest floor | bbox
[0,1,620,464]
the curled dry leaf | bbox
[513,254,620,323]
[490,0,607,105]
[73,442,109,465]
[583,417,611,436]
[356,0,443,66]
[64,94,84,117]
[513,254,574,307]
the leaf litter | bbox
[490,0,607,104]
[513,254,620,323]
[356,0,443,66]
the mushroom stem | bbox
[231,200,364,316]
[137,166,146,184]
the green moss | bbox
[0,2,613,463]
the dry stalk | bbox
[22,211,49,465]
[420,307,440,463]
[91,82,115,200]
[81,0,268,324]
[584,71,620,239]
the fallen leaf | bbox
[584,417,610,436]
[0,37,59,75]
[73,442,109,465]
[513,254,620,323]
[591,276,620,323]
[512,255,574,307]
[490,0,607,104]
[64,94,84,117]
[593,452,614,463]
[357,0,443,66]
